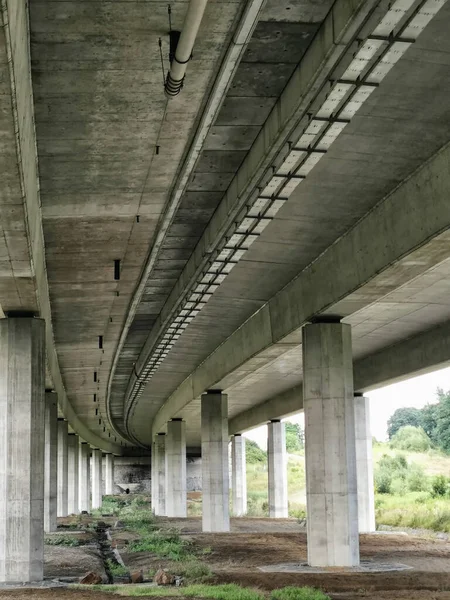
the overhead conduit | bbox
[165,0,209,97]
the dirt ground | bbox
[114,517,450,598]
[1,517,449,600]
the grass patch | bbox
[271,587,330,600]
[376,493,450,532]
[127,528,190,560]
[44,535,81,547]
[115,583,264,599]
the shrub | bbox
[390,426,431,452]
[431,475,449,497]
[406,463,429,492]
[271,587,331,600]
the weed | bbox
[44,535,80,547]
[106,559,129,577]
[271,587,331,600]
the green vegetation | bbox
[127,528,192,560]
[390,426,431,452]
[271,587,330,600]
[44,535,81,546]
[387,407,422,439]
[246,439,267,464]
[106,559,129,577]
[71,583,328,600]
[285,422,304,453]
[375,493,450,532]
[387,389,450,453]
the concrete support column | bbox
[151,439,157,513]
[201,391,230,532]
[91,449,103,510]
[79,443,91,513]
[154,433,167,516]
[231,434,247,516]
[105,454,115,496]
[355,394,375,533]
[0,317,45,583]
[303,322,359,567]
[268,420,288,518]
[57,419,69,517]
[44,391,58,532]
[67,434,79,515]
[166,419,186,517]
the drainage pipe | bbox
[165,0,209,97]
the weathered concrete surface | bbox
[67,434,79,515]
[231,434,247,516]
[303,323,359,567]
[44,391,58,533]
[268,421,288,519]
[201,392,229,532]
[79,443,91,513]
[0,318,45,583]
[154,434,167,516]
[91,449,103,510]
[166,420,187,518]
[57,420,68,517]
[104,454,115,496]
[355,395,375,534]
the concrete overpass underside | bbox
[1,0,450,580]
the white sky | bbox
[243,366,450,449]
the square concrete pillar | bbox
[44,391,58,532]
[201,391,230,532]
[67,434,80,515]
[105,454,115,495]
[166,419,187,517]
[79,443,91,513]
[268,420,288,518]
[303,322,359,567]
[0,317,45,583]
[231,434,247,516]
[153,433,166,516]
[91,449,103,510]
[151,438,157,513]
[57,419,69,517]
[355,394,375,533]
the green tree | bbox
[420,402,439,442]
[387,407,422,439]
[435,389,450,453]
[245,439,267,464]
[285,421,304,453]
[390,425,431,452]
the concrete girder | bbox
[124,0,382,434]
[151,140,450,437]
[1,0,122,453]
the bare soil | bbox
[1,517,449,599]
[118,518,450,599]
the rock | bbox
[154,568,175,586]
[131,570,144,583]
[79,571,103,585]
[114,520,125,529]
[96,521,107,529]
[81,510,89,515]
